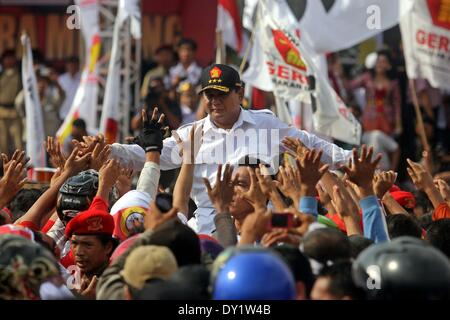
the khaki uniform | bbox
[0,68,22,154]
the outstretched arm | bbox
[283,129,352,170]
[173,123,203,216]
[16,148,91,229]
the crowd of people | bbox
[0,36,450,301]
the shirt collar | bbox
[176,61,198,72]
[203,108,256,133]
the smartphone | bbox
[271,213,295,229]
[155,193,173,214]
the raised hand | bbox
[76,275,98,300]
[49,167,62,188]
[145,201,178,231]
[341,145,382,197]
[282,136,308,159]
[1,149,30,173]
[235,167,267,211]
[90,143,111,171]
[0,160,27,208]
[70,134,106,158]
[331,185,361,235]
[98,160,122,191]
[172,123,203,164]
[316,183,336,214]
[275,163,302,207]
[255,164,287,211]
[239,207,272,245]
[115,167,133,199]
[63,147,91,177]
[46,136,67,169]
[405,159,445,209]
[435,179,450,204]
[261,229,301,248]
[407,158,435,191]
[288,209,316,237]
[296,149,329,196]
[254,164,277,197]
[373,170,397,199]
[131,108,167,153]
[203,163,235,213]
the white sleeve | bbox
[379,133,399,152]
[286,127,352,169]
[109,144,146,171]
[136,162,160,202]
[160,121,196,170]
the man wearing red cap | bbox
[64,160,122,298]
[65,205,115,278]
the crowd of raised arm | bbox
[0,106,450,300]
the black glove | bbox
[131,111,164,153]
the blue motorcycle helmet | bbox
[211,246,296,300]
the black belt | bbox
[0,104,15,109]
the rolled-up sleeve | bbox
[299,196,318,218]
[160,130,188,170]
[136,162,161,202]
[360,196,390,243]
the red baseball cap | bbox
[390,191,416,209]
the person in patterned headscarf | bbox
[0,234,61,300]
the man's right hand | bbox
[203,163,235,213]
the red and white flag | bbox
[217,0,245,54]
[243,0,361,145]
[400,0,450,90]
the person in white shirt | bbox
[58,56,81,120]
[169,38,202,88]
[158,64,353,235]
[178,81,198,125]
[110,64,353,235]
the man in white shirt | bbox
[362,130,399,171]
[58,56,81,120]
[159,64,352,234]
[178,81,198,126]
[169,38,202,88]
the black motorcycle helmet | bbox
[352,236,450,300]
[56,169,99,225]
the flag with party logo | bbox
[400,0,450,90]
[243,0,361,145]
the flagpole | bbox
[216,30,226,64]
[239,2,259,74]
[409,79,431,153]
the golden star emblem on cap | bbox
[210,66,222,78]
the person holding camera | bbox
[131,76,182,132]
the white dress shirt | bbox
[160,108,352,234]
[169,62,202,86]
[58,72,81,119]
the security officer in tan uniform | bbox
[0,50,23,155]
